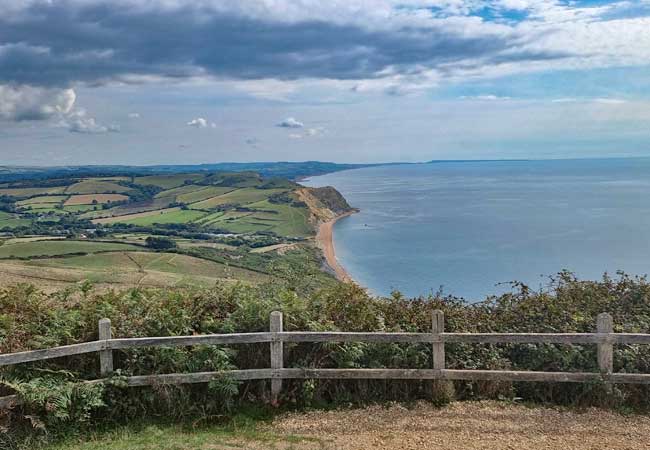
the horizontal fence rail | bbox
[1,311,650,408]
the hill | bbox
[0,161,375,183]
[0,170,354,290]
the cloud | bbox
[0,85,75,121]
[0,0,580,92]
[0,0,648,99]
[128,112,140,118]
[593,98,627,105]
[278,117,304,128]
[552,98,627,105]
[62,109,119,134]
[287,126,325,139]
[460,95,512,101]
[0,84,116,133]
[187,117,207,128]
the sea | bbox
[302,158,650,301]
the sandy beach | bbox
[316,210,357,282]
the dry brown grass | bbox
[263,401,650,450]
[64,194,129,205]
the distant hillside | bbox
[0,161,377,183]
[0,170,352,291]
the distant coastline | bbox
[316,210,357,283]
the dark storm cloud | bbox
[0,1,573,88]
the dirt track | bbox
[259,401,650,450]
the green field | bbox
[17,195,68,205]
[135,174,206,189]
[154,184,204,200]
[176,186,234,203]
[0,240,142,258]
[248,200,312,236]
[191,188,287,209]
[0,251,270,288]
[0,211,32,229]
[63,204,100,213]
[108,209,207,226]
[0,186,67,198]
[64,180,131,194]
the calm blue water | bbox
[303,159,650,300]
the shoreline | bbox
[316,210,358,283]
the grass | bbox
[0,251,270,288]
[112,209,207,226]
[40,411,317,450]
[17,195,68,206]
[176,186,234,204]
[153,184,205,200]
[134,174,205,189]
[0,187,67,198]
[248,200,312,237]
[191,188,288,209]
[63,205,100,213]
[18,203,62,211]
[0,240,142,258]
[0,211,32,229]
[64,180,131,195]
[64,194,129,205]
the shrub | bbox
[1,271,650,442]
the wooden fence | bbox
[2,311,650,408]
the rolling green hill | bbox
[0,169,354,291]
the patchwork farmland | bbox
[0,170,351,290]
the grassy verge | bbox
[36,409,322,450]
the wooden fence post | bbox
[432,310,445,371]
[270,311,283,406]
[597,313,613,390]
[431,310,453,402]
[98,318,113,377]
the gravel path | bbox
[260,401,650,450]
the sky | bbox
[1,0,650,166]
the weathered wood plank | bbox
[99,318,113,377]
[275,368,650,384]
[108,333,273,350]
[597,313,614,374]
[432,311,445,369]
[0,341,104,367]
[442,333,602,344]
[277,332,650,344]
[125,369,274,386]
[270,311,283,405]
[279,332,435,343]
[4,367,650,409]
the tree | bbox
[145,236,177,250]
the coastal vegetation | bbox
[2,271,650,448]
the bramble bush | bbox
[1,270,650,445]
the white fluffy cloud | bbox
[187,117,208,128]
[62,109,119,134]
[277,117,304,128]
[187,117,216,128]
[0,85,75,121]
[0,84,117,134]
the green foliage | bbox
[144,236,177,250]
[1,271,650,443]
[2,371,105,429]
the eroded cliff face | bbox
[295,186,354,227]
